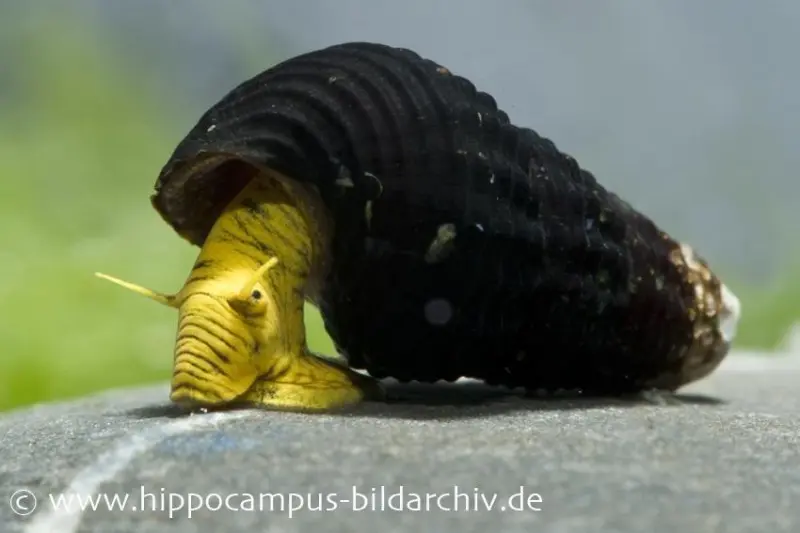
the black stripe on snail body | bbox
[95,42,741,411]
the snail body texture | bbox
[98,42,742,411]
[97,174,382,410]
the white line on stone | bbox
[23,410,255,533]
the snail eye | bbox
[251,289,262,301]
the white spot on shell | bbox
[718,282,741,343]
[328,76,338,83]
[585,219,594,231]
[336,164,353,183]
[424,223,457,264]
[680,243,702,269]
[363,171,383,197]
[424,298,453,326]
[679,242,709,302]
[474,223,484,231]
[365,201,373,228]
[679,241,741,343]
[206,124,216,132]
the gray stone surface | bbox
[1,351,799,533]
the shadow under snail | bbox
[95,42,741,412]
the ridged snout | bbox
[169,298,259,406]
[170,354,258,406]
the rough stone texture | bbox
[1,349,799,533]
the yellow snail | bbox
[97,173,381,410]
[96,42,741,412]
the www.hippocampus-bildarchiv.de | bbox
[11,485,544,518]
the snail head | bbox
[94,256,282,407]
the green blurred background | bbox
[1,3,797,413]
[0,6,336,412]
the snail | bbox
[95,42,741,411]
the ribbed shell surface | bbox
[151,42,734,393]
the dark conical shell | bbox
[151,42,740,393]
